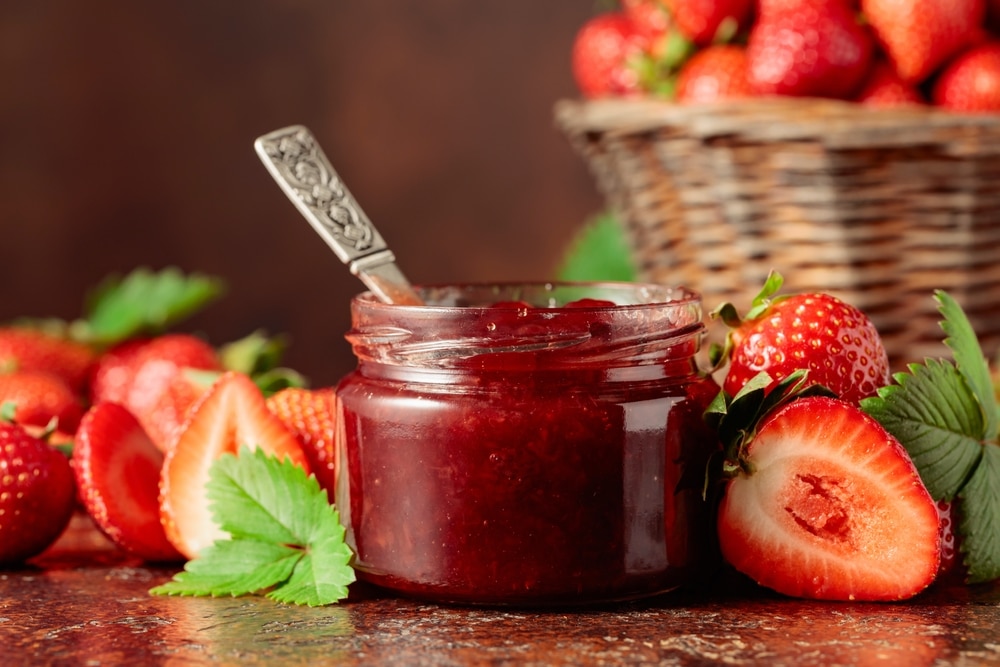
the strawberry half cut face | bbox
[718,396,941,601]
[159,372,310,560]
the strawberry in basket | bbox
[571,0,1000,111]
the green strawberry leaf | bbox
[219,330,308,396]
[78,267,225,346]
[151,447,355,606]
[937,290,999,440]
[707,270,785,369]
[861,290,1000,583]
[860,359,983,501]
[958,444,1000,584]
[151,539,302,598]
[706,369,833,474]
[556,212,637,283]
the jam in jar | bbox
[334,282,720,606]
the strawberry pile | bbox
[707,272,1000,600]
[0,268,338,566]
[572,0,1000,111]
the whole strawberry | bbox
[854,61,926,107]
[0,420,76,565]
[676,45,754,103]
[266,387,338,501]
[663,0,753,45]
[932,42,1000,112]
[712,272,890,404]
[0,370,84,436]
[746,0,873,99]
[0,326,96,394]
[572,12,650,98]
[622,0,672,43]
[89,333,222,451]
[862,0,985,84]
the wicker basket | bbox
[555,97,1000,369]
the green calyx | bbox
[703,369,833,492]
[708,269,788,370]
[861,290,1000,584]
[219,330,308,396]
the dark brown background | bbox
[1,1,606,385]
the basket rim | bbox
[554,97,1000,150]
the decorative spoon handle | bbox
[254,124,423,305]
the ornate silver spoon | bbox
[254,125,423,305]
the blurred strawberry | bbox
[572,12,650,97]
[622,0,672,43]
[663,0,753,45]
[855,61,926,107]
[933,42,1000,111]
[861,0,985,84]
[0,327,96,394]
[89,334,223,451]
[676,45,754,103]
[747,0,873,99]
[266,387,338,501]
[0,419,76,565]
[0,370,84,436]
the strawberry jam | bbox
[335,282,720,606]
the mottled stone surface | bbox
[3,515,1000,665]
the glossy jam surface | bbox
[335,283,720,606]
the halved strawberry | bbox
[265,387,338,501]
[716,394,940,601]
[159,371,310,559]
[73,402,183,562]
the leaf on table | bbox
[151,446,355,606]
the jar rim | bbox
[351,281,701,311]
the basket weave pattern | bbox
[556,97,1000,368]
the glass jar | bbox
[334,282,720,606]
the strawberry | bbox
[676,45,754,103]
[572,12,650,98]
[0,370,84,436]
[746,0,873,99]
[0,419,76,564]
[861,0,985,84]
[712,273,889,404]
[73,402,183,562]
[854,60,926,107]
[713,392,940,601]
[89,334,222,451]
[663,0,753,45]
[266,387,338,501]
[932,43,1000,112]
[159,371,310,559]
[0,326,96,394]
[622,0,672,43]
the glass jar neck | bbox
[345,282,705,376]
